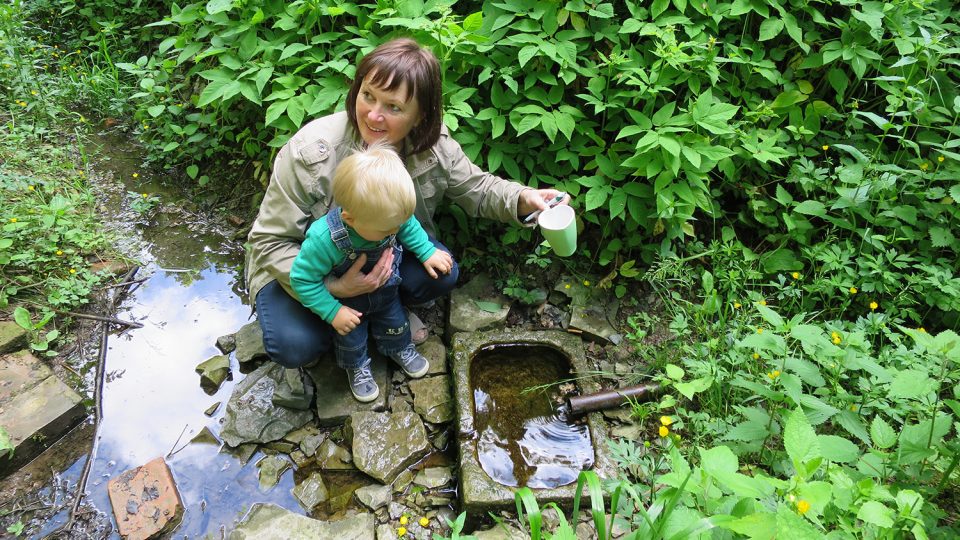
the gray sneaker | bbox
[391,344,429,378]
[347,363,379,403]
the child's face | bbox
[344,215,400,242]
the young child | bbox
[290,142,453,402]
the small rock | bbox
[354,484,392,511]
[409,376,454,424]
[316,439,354,470]
[300,433,325,457]
[292,471,329,511]
[195,354,231,393]
[215,333,237,354]
[392,469,414,494]
[348,412,431,484]
[234,321,267,364]
[204,402,221,416]
[256,455,291,491]
[413,467,452,489]
[189,426,221,446]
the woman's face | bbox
[355,72,421,147]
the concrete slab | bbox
[0,321,28,355]
[0,352,86,477]
[306,354,388,427]
[108,457,183,540]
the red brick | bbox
[108,457,183,540]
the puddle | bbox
[21,130,300,538]
[470,345,593,489]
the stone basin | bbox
[451,329,615,514]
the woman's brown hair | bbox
[346,38,443,155]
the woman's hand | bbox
[332,306,363,335]
[324,250,395,299]
[422,250,454,279]
[518,188,570,219]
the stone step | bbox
[0,350,86,478]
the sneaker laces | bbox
[351,367,374,385]
[397,345,418,364]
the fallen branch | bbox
[58,311,143,329]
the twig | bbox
[166,424,190,458]
[95,277,148,290]
[58,311,143,329]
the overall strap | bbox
[325,206,355,255]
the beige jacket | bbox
[245,111,530,303]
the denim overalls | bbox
[327,207,411,369]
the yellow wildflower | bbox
[869,301,878,311]
[399,515,408,526]
[753,353,760,360]
[938,156,945,163]
[31,90,37,95]
[564,284,571,289]
[757,327,764,334]
[792,272,800,280]
[28,185,34,191]
[849,287,857,294]
[9,218,17,223]
[659,425,669,437]
[850,405,857,411]
[734,302,741,309]
[797,500,810,514]
[919,327,926,333]
[759,299,767,306]
[397,527,407,537]
[142,193,148,198]
[583,280,590,286]
[56,250,63,255]
[419,517,429,527]
[69,268,76,274]
[132,173,139,178]
[660,416,673,426]
[832,336,841,345]
[822,145,829,151]
[920,162,929,171]
[767,370,781,379]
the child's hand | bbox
[332,306,362,335]
[422,250,453,279]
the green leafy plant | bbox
[433,512,477,540]
[127,190,161,215]
[5,520,24,537]
[0,425,14,460]
[12,306,59,355]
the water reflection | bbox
[471,346,594,489]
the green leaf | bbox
[817,435,859,463]
[147,105,166,118]
[675,377,712,400]
[473,300,504,313]
[758,18,784,41]
[793,200,826,216]
[663,364,684,381]
[691,90,739,134]
[13,306,32,330]
[870,416,897,449]
[518,45,539,68]
[930,227,955,248]
[206,0,234,15]
[756,305,785,329]
[888,369,933,399]
[784,407,820,472]
[857,501,894,528]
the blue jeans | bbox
[335,284,408,369]
[255,237,458,369]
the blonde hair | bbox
[333,141,416,229]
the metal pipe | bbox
[565,384,661,416]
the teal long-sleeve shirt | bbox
[289,210,436,323]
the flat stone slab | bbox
[306,355,388,426]
[347,411,430,484]
[448,273,510,334]
[233,321,267,364]
[409,376,454,424]
[0,321,28,354]
[228,503,375,540]
[107,457,183,540]
[419,336,447,375]
[0,351,85,476]
[219,362,313,447]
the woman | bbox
[246,37,568,369]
